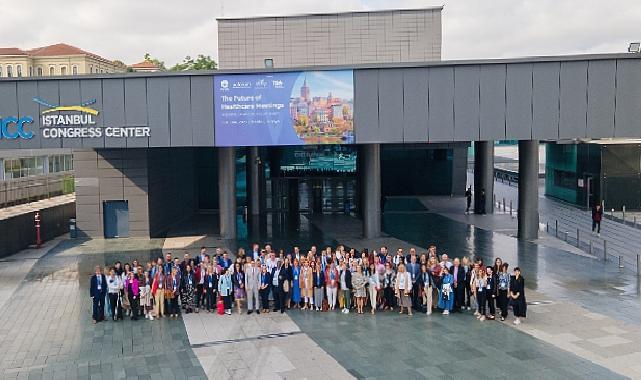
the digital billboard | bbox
[214,70,354,146]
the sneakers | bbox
[442,310,449,315]
[474,311,480,317]
[500,316,505,321]
[466,306,471,311]
[479,316,486,321]
[513,318,521,325]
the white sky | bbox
[1,0,639,66]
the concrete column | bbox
[248,146,261,216]
[518,140,539,240]
[218,147,236,239]
[473,141,494,214]
[362,144,381,239]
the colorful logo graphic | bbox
[33,97,99,116]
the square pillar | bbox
[361,144,381,239]
[518,140,539,240]
[218,147,236,239]
[474,141,494,214]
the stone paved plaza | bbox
[1,196,641,379]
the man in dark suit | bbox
[451,258,466,313]
[90,265,107,324]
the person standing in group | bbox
[510,267,526,325]
[339,261,352,314]
[462,257,472,310]
[257,265,270,313]
[107,268,123,321]
[419,263,433,315]
[140,271,153,320]
[438,266,454,315]
[473,267,487,321]
[300,260,314,310]
[312,261,325,311]
[352,265,367,314]
[366,263,380,314]
[245,260,261,315]
[125,271,140,321]
[485,266,497,320]
[395,263,413,316]
[121,263,131,316]
[291,259,301,309]
[270,261,283,313]
[407,255,420,311]
[167,267,180,318]
[218,268,233,315]
[465,186,472,214]
[592,203,603,236]
[152,266,165,319]
[204,266,218,313]
[182,265,196,314]
[325,259,339,311]
[280,259,293,312]
[496,263,510,321]
[451,258,465,313]
[233,262,246,315]
[90,266,107,324]
[382,262,396,311]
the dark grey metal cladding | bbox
[169,77,192,146]
[36,80,62,149]
[428,66,454,142]
[102,78,126,148]
[479,64,506,141]
[59,80,83,149]
[454,65,480,141]
[16,81,40,149]
[559,61,588,139]
[146,77,170,147]
[0,81,18,149]
[353,69,380,142]
[506,63,533,140]
[378,69,404,143]
[615,59,641,138]
[124,78,149,148]
[587,60,616,138]
[79,79,105,148]
[532,62,560,140]
[402,68,428,142]
[190,76,215,146]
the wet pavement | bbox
[0,238,206,380]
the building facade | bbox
[0,43,126,78]
[217,7,442,69]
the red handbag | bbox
[217,296,225,315]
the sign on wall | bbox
[214,70,354,146]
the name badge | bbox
[486,284,491,290]
[294,275,298,280]
[97,284,102,290]
[209,282,213,288]
[189,280,192,286]
[159,284,163,289]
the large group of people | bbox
[89,244,527,325]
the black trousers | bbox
[92,294,105,321]
[592,220,601,233]
[486,293,496,316]
[279,289,289,312]
[497,290,509,318]
[108,293,121,320]
[170,297,179,315]
[453,284,465,311]
[271,285,281,311]
[384,287,395,308]
[129,295,139,320]
[477,291,487,315]
[205,288,216,311]
[222,295,232,310]
[411,282,420,309]
[464,281,472,308]
[260,288,270,310]
[195,284,204,308]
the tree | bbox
[143,53,166,71]
[170,55,218,71]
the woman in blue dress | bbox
[291,258,301,309]
[437,266,454,315]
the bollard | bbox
[555,220,559,238]
[603,240,607,261]
[503,198,506,212]
[634,216,637,227]
[564,231,568,242]
[576,228,580,247]
[623,206,626,223]
[546,222,549,233]
[589,240,593,255]
[510,200,513,217]
[637,254,640,277]
[619,256,624,269]
[611,208,614,218]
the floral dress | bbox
[182,272,195,308]
[352,272,367,298]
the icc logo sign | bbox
[0,116,34,139]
